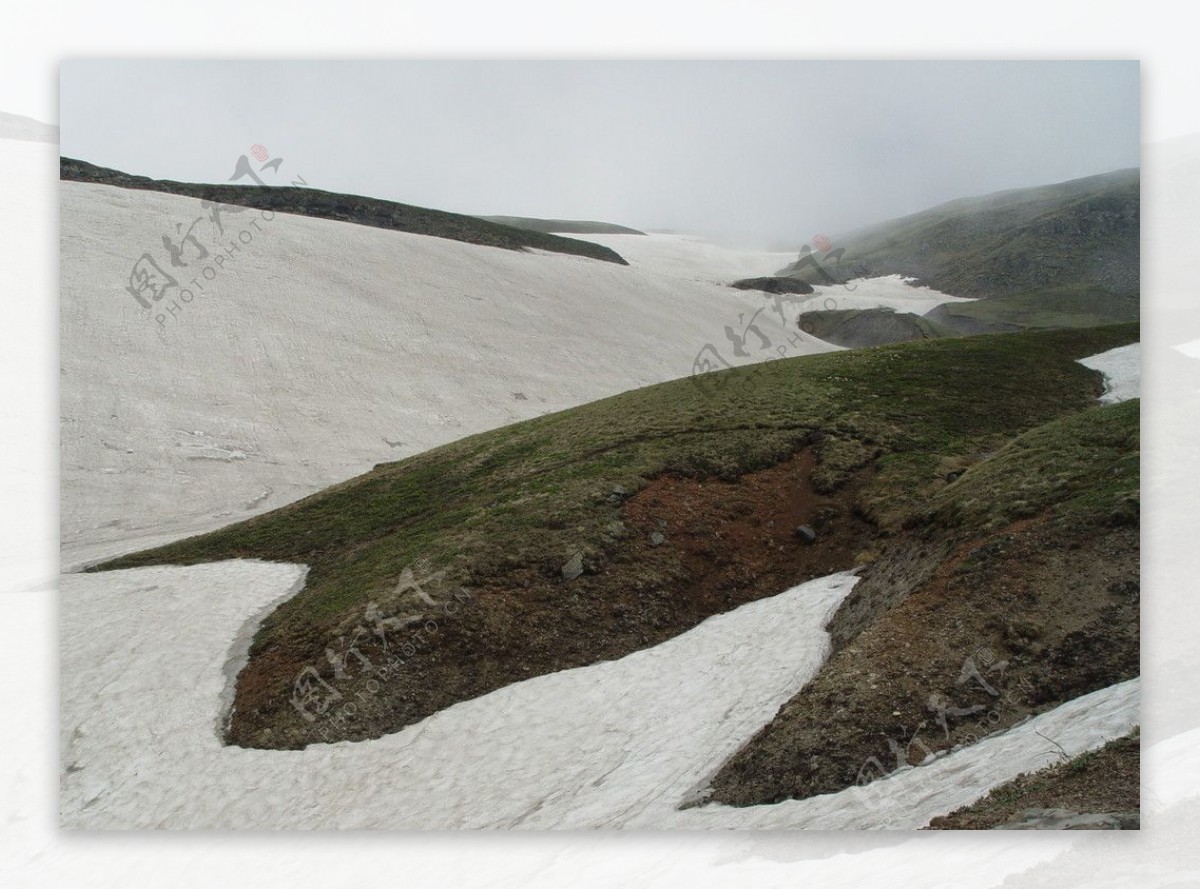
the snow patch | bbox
[802,273,973,317]
[1079,342,1141,403]
[564,232,795,283]
[60,562,1136,829]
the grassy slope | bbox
[60,158,628,265]
[97,324,1137,750]
[926,284,1140,334]
[782,169,1139,300]
[479,215,646,236]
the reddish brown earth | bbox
[228,449,878,749]
[706,512,1139,807]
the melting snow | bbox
[1079,342,1141,403]
[802,273,974,317]
[60,562,1136,830]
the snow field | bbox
[60,562,1136,830]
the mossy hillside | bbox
[97,323,1138,653]
[924,396,1140,536]
[706,396,1140,808]
[925,284,1140,333]
[782,169,1139,300]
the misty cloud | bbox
[60,60,1139,246]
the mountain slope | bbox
[60,180,817,568]
[97,323,1138,752]
[782,169,1139,300]
[708,395,1139,807]
[60,157,629,265]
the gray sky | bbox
[60,60,1138,246]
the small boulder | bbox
[650,531,666,547]
[561,551,584,581]
[794,525,818,544]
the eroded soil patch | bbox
[228,450,876,749]
[707,516,1139,806]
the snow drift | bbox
[60,561,1136,830]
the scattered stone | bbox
[794,525,818,544]
[561,551,584,581]
[812,506,840,533]
[607,485,628,503]
[650,531,666,547]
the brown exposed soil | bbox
[707,514,1139,806]
[926,731,1140,829]
[228,449,877,749]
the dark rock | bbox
[794,525,818,544]
[730,276,815,295]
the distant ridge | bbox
[0,110,58,143]
[480,215,646,236]
[60,157,629,265]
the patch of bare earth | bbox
[228,450,877,749]
[706,515,1139,807]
